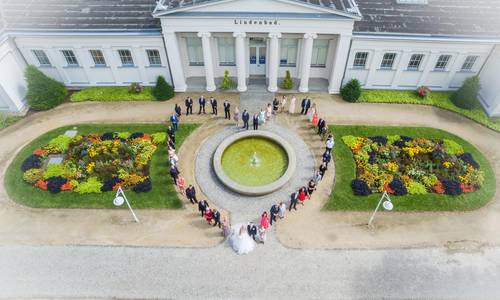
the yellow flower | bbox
[442,161,453,168]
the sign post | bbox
[113,187,140,223]
[368,191,393,227]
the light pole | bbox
[368,191,393,227]
[113,187,140,223]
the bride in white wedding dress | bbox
[229,224,255,255]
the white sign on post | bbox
[113,187,140,223]
[368,191,394,227]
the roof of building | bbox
[0,0,499,38]
[354,0,500,38]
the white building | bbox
[0,0,499,116]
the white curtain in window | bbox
[311,39,329,66]
[186,37,204,65]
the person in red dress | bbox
[204,207,213,225]
[298,186,307,205]
[176,176,185,195]
[312,112,319,127]
[260,212,270,229]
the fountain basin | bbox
[213,131,296,196]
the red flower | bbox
[34,180,48,190]
[434,181,445,194]
[60,182,73,191]
[112,183,122,191]
[142,133,151,141]
[383,183,394,194]
[460,183,475,193]
[33,148,45,156]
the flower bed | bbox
[343,135,484,197]
[21,131,167,194]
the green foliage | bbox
[74,177,103,194]
[443,139,464,155]
[407,181,428,195]
[23,168,43,184]
[358,89,500,133]
[421,174,438,188]
[25,65,67,110]
[220,70,235,90]
[342,135,363,149]
[451,76,481,110]
[116,132,131,139]
[340,79,362,103]
[280,70,294,90]
[0,113,23,131]
[70,87,155,102]
[43,135,73,154]
[387,135,401,145]
[152,76,174,101]
[151,132,167,145]
[43,164,65,179]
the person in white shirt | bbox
[326,134,335,154]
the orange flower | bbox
[34,179,48,190]
[434,181,445,194]
[460,183,475,193]
[33,148,45,156]
[60,182,73,191]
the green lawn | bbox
[326,125,496,211]
[0,113,23,131]
[70,86,155,102]
[5,123,199,209]
[358,90,500,133]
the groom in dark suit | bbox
[242,109,250,130]
[247,222,258,241]
[300,97,311,115]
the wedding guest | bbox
[313,170,323,184]
[319,162,328,177]
[312,112,319,127]
[168,136,175,150]
[270,203,280,225]
[167,126,175,143]
[170,113,179,131]
[278,202,286,219]
[272,98,279,114]
[280,95,287,113]
[185,184,197,204]
[198,199,209,217]
[223,100,231,119]
[253,113,259,130]
[198,95,206,114]
[247,222,258,241]
[317,118,326,135]
[169,153,178,166]
[169,165,179,184]
[298,186,307,205]
[234,106,240,126]
[307,179,317,197]
[210,96,218,115]
[300,96,311,115]
[175,103,182,117]
[289,95,296,114]
[176,176,185,195]
[212,209,221,228]
[257,226,267,244]
[204,207,213,225]
[260,211,270,229]
[185,96,193,115]
[242,109,250,130]
[258,108,266,125]
[289,190,299,211]
[266,103,272,120]
[326,134,335,154]
[222,217,231,237]
[323,150,332,166]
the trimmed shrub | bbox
[451,76,481,110]
[407,181,428,195]
[43,164,66,180]
[153,75,174,100]
[43,135,73,154]
[351,179,372,196]
[280,70,294,90]
[21,154,42,172]
[46,176,67,194]
[132,178,152,193]
[389,179,407,196]
[220,70,235,90]
[340,79,361,103]
[151,132,167,145]
[74,177,103,194]
[23,168,44,184]
[458,152,480,169]
[25,65,67,111]
[416,86,430,99]
[442,179,462,195]
[443,139,464,155]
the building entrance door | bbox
[249,45,266,76]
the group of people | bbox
[182,95,232,118]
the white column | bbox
[198,31,216,92]
[328,34,352,94]
[233,32,247,92]
[299,33,317,93]
[162,30,187,92]
[267,32,282,92]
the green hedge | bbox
[358,90,500,132]
[70,87,155,102]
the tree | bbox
[451,76,481,110]
[280,70,293,89]
[153,75,174,101]
[25,65,67,111]
[220,70,235,90]
[340,79,361,103]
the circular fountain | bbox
[213,131,296,196]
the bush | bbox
[129,82,144,94]
[451,76,481,110]
[74,177,103,194]
[280,70,294,90]
[25,65,67,111]
[443,139,464,155]
[416,86,430,99]
[151,132,167,145]
[442,179,462,195]
[220,70,235,90]
[46,176,67,194]
[458,153,480,169]
[21,154,42,172]
[351,179,372,196]
[153,76,174,100]
[43,164,66,179]
[43,135,73,154]
[407,181,428,195]
[132,178,152,193]
[23,168,44,184]
[340,79,361,103]
[389,179,407,196]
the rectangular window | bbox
[89,49,106,66]
[280,38,298,66]
[32,50,51,66]
[217,37,235,66]
[61,50,79,66]
[186,37,204,66]
[353,52,368,68]
[380,53,396,69]
[407,54,424,70]
[461,55,478,71]
[146,49,162,66]
[118,49,134,66]
[311,39,329,67]
[434,54,451,70]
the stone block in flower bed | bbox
[342,135,485,197]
